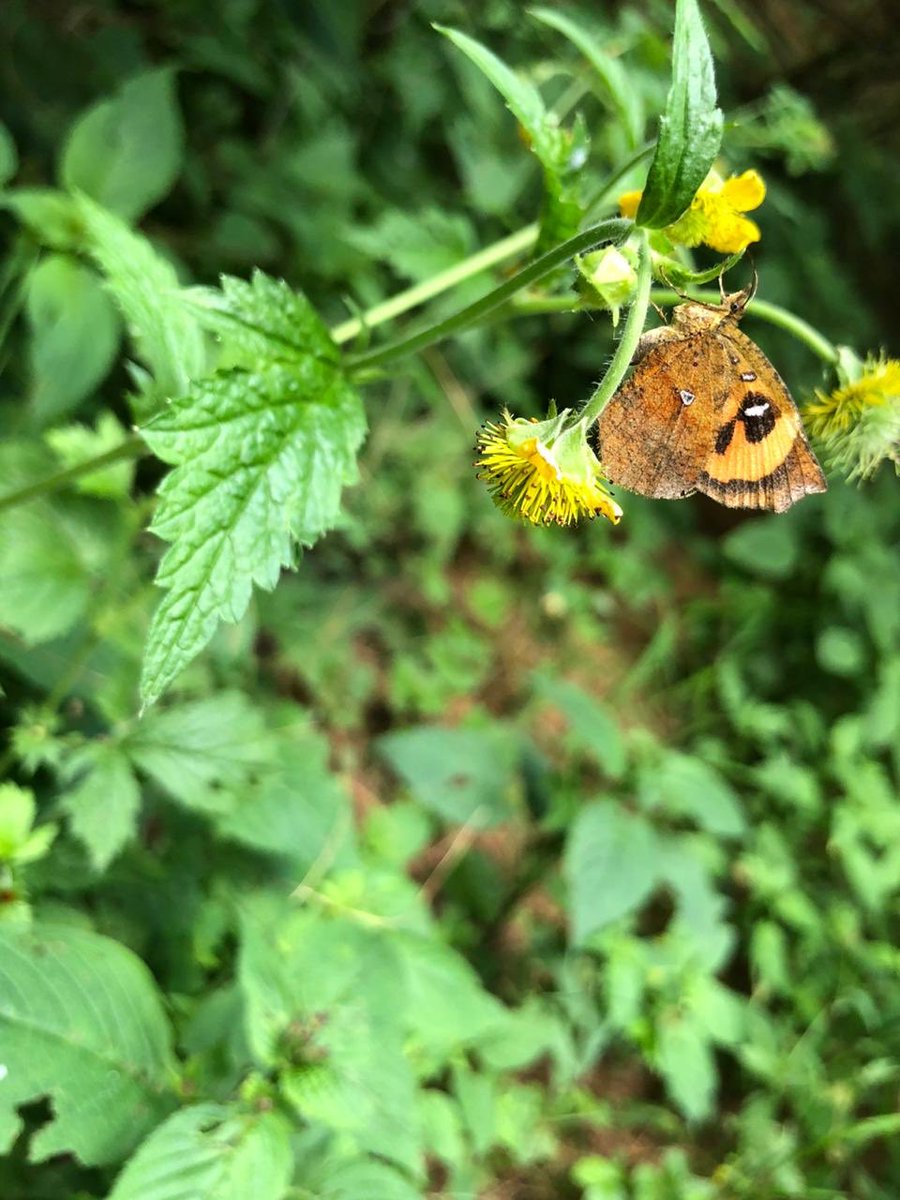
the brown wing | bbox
[696,324,828,513]
[597,329,731,500]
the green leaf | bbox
[139,363,364,707]
[0,470,119,644]
[723,516,799,579]
[564,801,662,942]
[106,1105,292,1200]
[635,0,723,228]
[654,1012,716,1122]
[216,725,356,870]
[638,753,746,837]
[77,197,206,406]
[0,783,55,864]
[61,742,142,871]
[61,68,184,222]
[529,8,644,149]
[26,254,120,425]
[532,674,627,779]
[0,188,84,250]
[126,691,272,813]
[239,903,420,1172]
[45,414,136,499]
[182,270,338,367]
[378,725,519,827]
[0,921,175,1163]
[436,24,587,254]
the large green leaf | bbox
[61,69,184,222]
[635,0,723,228]
[106,1104,292,1200]
[564,801,662,942]
[0,921,175,1164]
[138,273,365,707]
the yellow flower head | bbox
[475,409,622,526]
[620,169,766,254]
[805,354,900,480]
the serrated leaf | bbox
[139,355,365,707]
[126,691,272,813]
[26,253,120,425]
[0,783,38,859]
[77,197,206,406]
[61,742,141,871]
[636,0,723,228]
[183,270,339,366]
[61,68,184,222]
[106,1104,292,1200]
[0,921,175,1163]
[564,801,662,943]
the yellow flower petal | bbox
[703,212,761,254]
[618,190,642,220]
[720,169,766,213]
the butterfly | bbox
[596,286,827,512]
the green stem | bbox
[346,217,632,374]
[330,224,538,346]
[0,432,145,515]
[651,288,840,364]
[580,231,652,426]
[583,141,654,218]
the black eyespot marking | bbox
[678,389,695,406]
[729,353,740,366]
[740,371,757,382]
[715,420,736,454]
[738,391,777,443]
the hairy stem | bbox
[579,230,652,426]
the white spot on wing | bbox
[744,402,769,417]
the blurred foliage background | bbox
[0,1,899,1198]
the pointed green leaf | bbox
[0,921,175,1163]
[636,0,723,228]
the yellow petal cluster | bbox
[475,411,622,526]
[620,169,766,254]
[805,356,900,480]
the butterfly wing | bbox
[696,324,828,513]
[597,329,730,499]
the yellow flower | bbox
[475,409,622,526]
[805,355,900,480]
[620,169,766,254]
